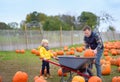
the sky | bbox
[0,0,120,32]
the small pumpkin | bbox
[20,49,25,54]
[72,76,85,82]
[0,76,2,82]
[57,50,64,55]
[31,49,37,54]
[64,46,68,51]
[58,68,67,77]
[103,51,108,56]
[88,76,102,82]
[105,56,112,61]
[35,50,40,56]
[16,49,20,53]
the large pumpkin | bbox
[84,49,95,57]
[101,62,111,75]
[88,76,102,82]
[112,76,120,82]
[58,68,67,77]
[72,76,85,82]
[12,71,28,82]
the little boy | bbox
[38,39,54,79]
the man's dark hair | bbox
[83,25,91,31]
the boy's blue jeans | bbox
[42,60,50,75]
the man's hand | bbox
[93,49,97,55]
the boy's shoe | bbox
[47,74,53,78]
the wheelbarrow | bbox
[43,56,95,82]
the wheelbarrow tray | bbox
[58,56,95,70]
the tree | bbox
[77,11,97,29]
[26,11,40,23]
[43,16,71,31]
[8,22,18,29]
[107,25,115,31]
[59,14,75,27]
[0,22,10,29]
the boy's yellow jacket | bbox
[38,46,53,59]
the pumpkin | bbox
[105,56,112,61]
[12,71,28,82]
[84,49,95,57]
[88,76,102,82]
[40,69,47,76]
[66,51,71,55]
[31,49,37,54]
[116,58,120,66]
[52,52,57,57]
[57,50,64,55]
[104,49,109,52]
[76,47,83,52]
[101,62,111,75]
[20,49,25,54]
[103,51,108,56]
[16,50,20,53]
[70,50,75,55]
[64,46,68,51]
[112,76,120,82]
[100,59,106,65]
[70,47,75,51]
[34,76,39,81]
[118,67,120,72]
[35,77,47,82]
[58,68,67,76]
[111,49,117,56]
[117,50,120,55]
[72,76,85,82]
[110,58,117,65]
[0,76,2,82]
[35,50,40,56]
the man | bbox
[83,25,104,78]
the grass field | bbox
[0,45,120,82]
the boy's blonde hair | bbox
[41,39,49,45]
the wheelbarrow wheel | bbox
[60,72,73,82]
[82,68,93,82]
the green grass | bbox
[0,46,120,82]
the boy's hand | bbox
[44,58,47,60]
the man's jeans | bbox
[95,49,103,78]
